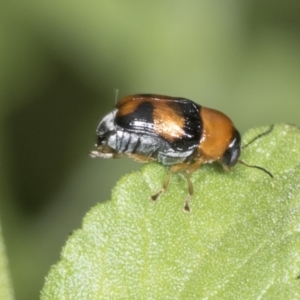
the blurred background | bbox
[1,1,300,299]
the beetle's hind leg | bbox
[183,172,193,212]
[151,163,190,203]
[151,170,172,201]
[183,158,205,212]
[151,159,204,211]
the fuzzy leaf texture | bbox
[41,124,300,300]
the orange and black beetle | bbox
[91,94,272,211]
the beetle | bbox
[90,94,273,211]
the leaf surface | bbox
[42,124,300,299]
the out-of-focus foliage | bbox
[1,2,300,300]
[0,225,13,300]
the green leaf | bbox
[41,124,300,299]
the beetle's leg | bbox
[151,163,189,201]
[183,172,193,212]
[186,158,204,174]
[183,158,205,212]
[151,170,172,201]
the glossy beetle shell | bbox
[91,94,241,168]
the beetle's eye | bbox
[220,130,241,167]
[223,147,240,167]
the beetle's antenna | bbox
[238,160,273,178]
[242,124,274,149]
[239,125,274,178]
[114,88,119,105]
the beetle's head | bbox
[220,128,273,178]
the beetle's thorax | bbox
[198,107,241,166]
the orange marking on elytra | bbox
[153,102,185,141]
